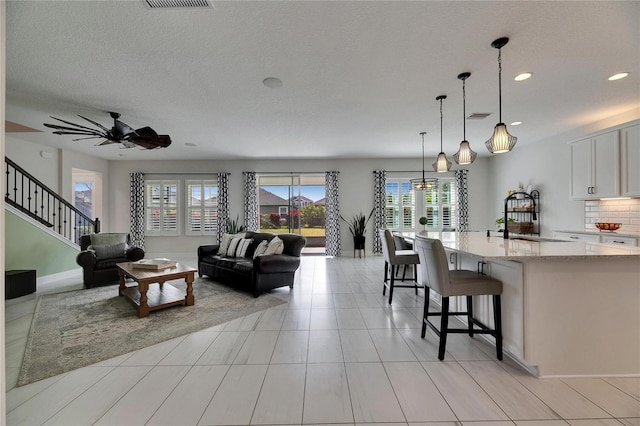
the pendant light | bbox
[453,72,477,165]
[485,37,518,154]
[433,95,452,173]
[412,132,436,190]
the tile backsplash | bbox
[585,199,640,233]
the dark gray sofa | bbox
[197,232,306,297]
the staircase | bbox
[4,156,100,246]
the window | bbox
[186,180,218,235]
[385,177,456,232]
[145,180,179,236]
[385,180,415,230]
[422,178,457,230]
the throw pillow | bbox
[252,240,268,258]
[263,236,284,255]
[218,232,246,256]
[227,237,242,258]
[236,238,252,258]
[90,233,128,247]
[93,243,127,260]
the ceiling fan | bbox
[43,111,172,149]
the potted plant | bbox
[495,216,516,232]
[340,209,374,250]
[419,216,428,232]
[226,214,247,234]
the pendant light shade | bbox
[485,37,517,154]
[454,72,477,165]
[432,95,451,173]
[412,132,437,190]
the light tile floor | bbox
[5,255,640,425]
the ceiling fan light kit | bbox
[43,111,172,150]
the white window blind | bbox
[385,180,415,230]
[145,180,179,236]
[186,180,218,235]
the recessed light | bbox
[514,72,532,81]
[263,77,283,88]
[511,121,522,126]
[185,142,196,147]
[608,72,629,81]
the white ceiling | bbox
[5,1,640,161]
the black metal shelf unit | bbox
[503,190,540,239]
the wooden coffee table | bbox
[116,262,197,318]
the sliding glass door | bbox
[257,174,326,252]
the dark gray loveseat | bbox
[197,232,306,297]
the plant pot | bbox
[353,236,366,250]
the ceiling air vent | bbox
[145,0,211,8]
[467,113,492,120]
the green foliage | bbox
[226,214,247,234]
[495,217,516,225]
[301,205,325,227]
[419,216,428,226]
[340,208,374,237]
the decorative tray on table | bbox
[132,258,177,270]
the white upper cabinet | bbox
[621,124,640,197]
[570,130,620,199]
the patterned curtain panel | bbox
[325,171,341,257]
[129,172,145,250]
[455,169,469,231]
[372,170,387,254]
[216,172,230,243]
[242,171,259,231]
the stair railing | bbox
[4,157,100,245]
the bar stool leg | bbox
[388,265,395,304]
[493,295,503,360]
[467,295,474,337]
[421,286,431,338]
[383,261,388,295]
[438,297,450,360]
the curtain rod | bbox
[254,171,333,175]
[143,172,225,176]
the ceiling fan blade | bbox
[96,139,119,146]
[52,130,105,137]
[71,136,104,141]
[47,116,102,132]
[113,120,137,139]
[77,115,110,132]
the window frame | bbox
[145,179,180,236]
[185,179,219,236]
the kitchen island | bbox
[413,232,640,378]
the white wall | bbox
[487,111,640,237]
[5,134,59,193]
[108,157,491,256]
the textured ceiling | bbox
[5,1,640,161]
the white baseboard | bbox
[37,268,82,286]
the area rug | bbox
[18,278,286,386]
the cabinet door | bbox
[621,124,640,197]
[591,130,620,198]
[570,138,592,199]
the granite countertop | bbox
[412,231,640,261]
[554,229,640,238]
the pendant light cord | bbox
[462,78,466,140]
[498,48,502,122]
[439,98,444,151]
[421,132,426,181]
